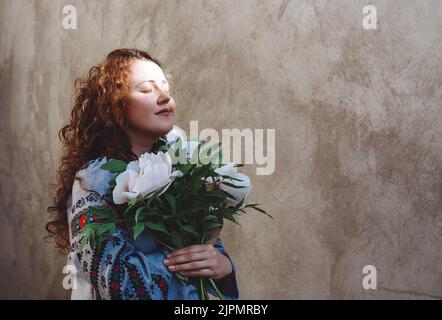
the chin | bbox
[154,123,174,136]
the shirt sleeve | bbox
[205,238,239,300]
[67,158,174,300]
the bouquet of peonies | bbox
[79,129,272,300]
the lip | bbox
[155,108,172,116]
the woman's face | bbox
[124,59,176,137]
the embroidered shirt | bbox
[66,157,239,300]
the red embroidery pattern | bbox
[110,255,122,299]
[125,263,152,300]
[89,243,105,299]
[71,208,97,238]
[152,274,169,300]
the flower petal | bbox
[113,170,132,204]
[221,173,252,207]
[215,162,237,177]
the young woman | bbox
[46,48,239,300]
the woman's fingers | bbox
[164,249,214,266]
[167,244,211,258]
[163,243,233,280]
[163,244,220,276]
[179,268,212,277]
[167,259,214,272]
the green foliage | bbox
[80,136,271,263]
[100,159,128,173]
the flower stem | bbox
[151,237,176,252]
[199,278,206,300]
[208,278,225,300]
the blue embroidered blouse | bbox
[66,157,239,300]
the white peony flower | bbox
[112,151,183,204]
[207,162,252,207]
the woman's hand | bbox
[162,242,233,280]
[163,244,233,280]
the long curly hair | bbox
[46,48,163,255]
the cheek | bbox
[126,95,156,117]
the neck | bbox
[127,128,160,158]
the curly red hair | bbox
[46,48,162,254]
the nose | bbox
[157,87,171,105]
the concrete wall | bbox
[0,0,441,299]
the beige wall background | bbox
[0,0,441,299]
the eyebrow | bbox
[135,79,168,87]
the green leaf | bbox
[172,234,184,248]
[203,231,216,243]
[221,209,240,225]
[190,140,204,165]
[90,206,114,219]
[88,228,96,249]
[180,224,198,237]
[234,196,246,209]
[206,190,227,198]
[135,207,145,223]
[190,177,203,193]
[127,194,143,207]
[180,164,195,175]
[201,142,223,163]
[100,159,128,172]
[206,221,223,230]
[146,183,171,205]
[79,235,88,251]
[205,215,219,223]
[133,223,145,240]
[96,222,116,236]
[184,205,207,216]
[244,204,273,219]
[144,221,170,235]
[124,204,134,215]
[163,193,176,213]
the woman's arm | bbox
[68,162,173,300]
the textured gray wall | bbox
[0,0,441,299]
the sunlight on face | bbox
[125,59,176,136]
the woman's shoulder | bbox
[75,157,116,196]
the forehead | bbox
[130,59,167,83]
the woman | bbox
[46,48,239,300]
